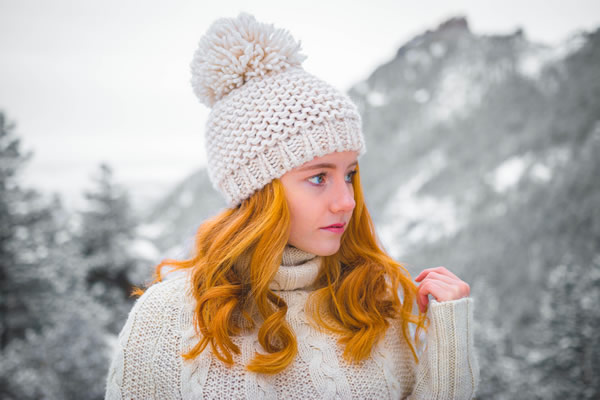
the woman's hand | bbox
[414,266,470,313]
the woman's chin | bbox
[293,240,340,257]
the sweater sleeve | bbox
[408,297,479,400]
[104,276,187,400]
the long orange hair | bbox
[133,164,428,374]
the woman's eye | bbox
[308,174,325,185]
[346,170,357,182]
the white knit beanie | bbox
[190,12,367,208]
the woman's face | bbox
[280,150,358,256]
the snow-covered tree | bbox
[78,163,141,333]
[0,111,53,348]
[0,112,110,399]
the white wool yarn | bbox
[190,13,367,208]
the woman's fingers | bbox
[417,280,449,313]
[415,268,470,313]
[418,271,457,285]
[415,266,460,282]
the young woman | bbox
[105,12,479,399]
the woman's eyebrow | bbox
[298,160,358,172]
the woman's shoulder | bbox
[121,272,193,336]
[141,270,191,301]
[106,272,192,399]
[137,272,191,311]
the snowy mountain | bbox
[349,16,588,257]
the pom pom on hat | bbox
[190,12,308,107]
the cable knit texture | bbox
[105,245,479,399]
[190,13,367,208]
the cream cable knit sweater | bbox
[105,246,479,399]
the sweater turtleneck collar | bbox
[269,245,321,291]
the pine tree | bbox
[0,195,111,400]
[78,163,140,333]
[0,112,110,399]
[0,111,52,348]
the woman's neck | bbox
[269,244,321,291]
[281,244,317,266]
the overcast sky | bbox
[1,0,599,211]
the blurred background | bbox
[1,1,599,398]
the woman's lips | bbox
[320,223,346,234]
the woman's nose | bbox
[330,178,356,213]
